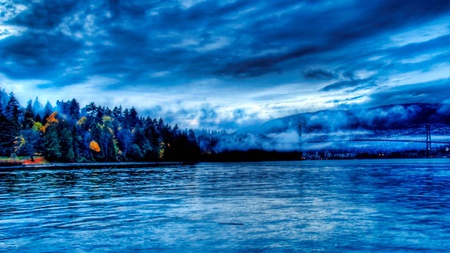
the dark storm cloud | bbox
[10,0,79,29]
[0,30,83,82]
[3,0,450,84]
[214,0,450,78]
[366,79,450,107]
[1,0,450,129]
[303,69,336,80]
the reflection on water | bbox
[1,159,450,252]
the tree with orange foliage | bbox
[41,111,59,133]
[46,111,59,124]
[89,140,101,152]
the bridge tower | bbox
[426,124,431,158]
[298,123,303,159]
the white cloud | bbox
[0,1,27,40]
[399,51,445,64]
[171,36,231,52]
[196,37,231,52]
[58,10,106,41]
[0,25,26,40]
[179,0,205,9]
[0,74,49,100]
[0,1,26,22]
[151,71,171,78]
[383,63,450,87]
[387,18,450,48]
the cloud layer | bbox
[1,0,450,129]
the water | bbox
[1,159,450,252]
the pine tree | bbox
[117,129,133,159]
[33,97,43,118]
[44,125,61,161]
[60,126,74,162]
[129,144,144,161]
[128,107,139,128]
[5,93,21,122]
[0,89,9,112]
[71,125,81,161]
[23,100,35,129]
[0,114,18,156]
[68,99,80,121]
[43,101,53,122]
[20,129,41,162]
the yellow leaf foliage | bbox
[108,127,114,135]
[18,136,25,148]
[77,116,87,126]
[32,122,43,132]
[158,142,165,159]
[102,116,112,124]
[89,140,101,152]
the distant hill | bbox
[242,103,450,135]
[199,103,450,156]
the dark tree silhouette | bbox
[0,88,201,162]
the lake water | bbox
[1,159,450,252]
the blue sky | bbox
[1,0,450,129]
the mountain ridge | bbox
[241,103,450,135]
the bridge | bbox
[298,124,450,158]
[304,139,450,144]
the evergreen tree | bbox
[127,107,139,128]
[71,125,81,161]
[129,144,144,161]
[0,114,18,156]
[60,126,74,162]
[44,124,61,161]
[43,101,53,122]
[68,99,80,121]
[117,129,133,159]
[35,113,42,124]
[23,100,35,129]
[20,129,41,162]
[86,102,97,118]
[100,129,116,161]
[0,89,9,112]
[113,106,122,119]
[32,97,43,118]
[98,116,117,161]
[5,93,21,122]
[122,108,130,129]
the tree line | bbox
[0,89,200,162]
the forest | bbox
[0,89,201,163]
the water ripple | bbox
[1,159,450,252]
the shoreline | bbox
[1,157,449,171]
[0,161,196,171]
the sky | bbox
[1,0,450,130]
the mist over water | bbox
[1,160,450,252]
[198,103,450,154]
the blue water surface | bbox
[1,159,450,252]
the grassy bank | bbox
[0,156,50,166]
